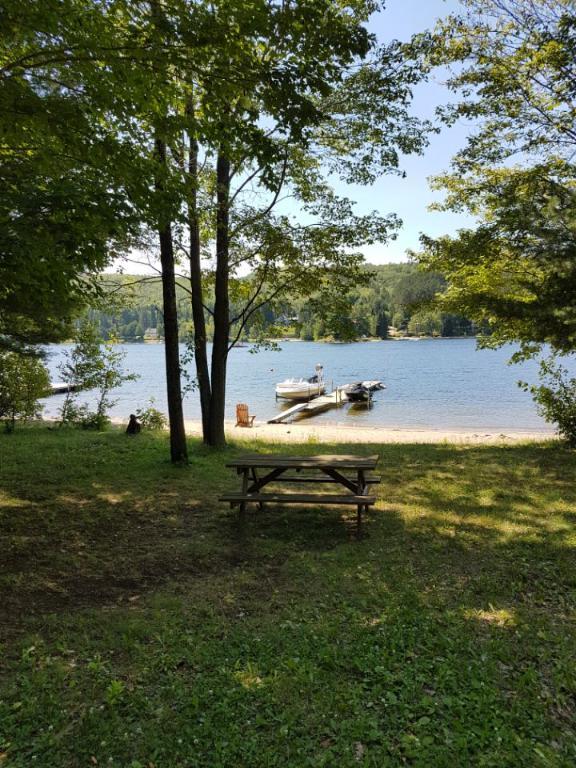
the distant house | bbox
[143,327,160,342]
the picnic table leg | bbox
[239,468,249,523]
[251,467,264,510]
[357,469,366,538]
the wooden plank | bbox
[219,493,375,505]
[246,466,288,494]
[267,401,310,423]
[226,454,379,470]
[267,391,343,424]
[266,475,381,484]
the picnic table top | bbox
[226,453,379,470]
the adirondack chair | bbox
[235,403,256,427]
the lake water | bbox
[40,339,576,432]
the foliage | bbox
[59,323,137,430]
[179,336,199,400]
[413,1,576,352]
[0,0,139,354]
[0,351,50,432]
[521,355,576,446]
[90,340,138,429]
[420,0,576,168]
[135,399,168,431]
[419,164,576,351]
[58,322,104,425]
[2,0,433,448]
[412,0,576,427]
[1,428,576,765]
[91,265,474,341]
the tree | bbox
[0,352,50,432]
[1,0,195,458]
[4,0,431,452]
[413,0,576,438]
[419,164,576,350]
[177,5,432,446]
[58,322,104,425]
[414,0,576,352]
[59,323,136,430]
[0,0,139,353]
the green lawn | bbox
[1,427,575,767]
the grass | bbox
[0,426,575,767]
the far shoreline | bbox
[54,335,480,345]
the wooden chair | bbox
[235,403,256,427]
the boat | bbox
[275,364,326,400]
[338,380,386,403]
[342,382,370,403]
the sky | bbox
[352,0,472,263]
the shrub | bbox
[0,351,50,432]
[79,410,111,431]
[135,400,167,431]
[521,355,576,447]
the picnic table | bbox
[219,453,379,536]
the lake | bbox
[40,339,576,432]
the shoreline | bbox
[40,415,556,445]
[181,419,556,445]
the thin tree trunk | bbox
[207,151,231,447]
[186,102,211,443]
[155,135,188,463]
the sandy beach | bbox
[50,414,556,444]
[181,419,556,445]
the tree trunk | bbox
[186,104,211,443]
[155,135,188,463]
[207,151,231,447]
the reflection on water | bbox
[41,339,575,431]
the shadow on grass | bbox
[1,430,576,765]
[1,430,574,631]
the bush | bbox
[0,351,50,432]
[79,410,111,431]
[135,400,167,431]
[522,355,576,446]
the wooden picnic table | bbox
[219,453,379,537]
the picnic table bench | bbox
[219,453,379,536]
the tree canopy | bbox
[0,0,142,352]
[2,0,434,450]
[415,0,576,354]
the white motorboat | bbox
[275,364,326,400]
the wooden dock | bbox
[268,380,384,424]
[268,390,345,424]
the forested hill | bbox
[88,264,476,342]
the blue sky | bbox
[350,0,473,264]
